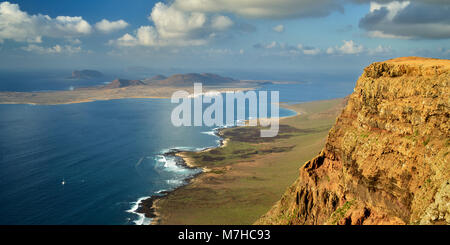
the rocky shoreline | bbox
[134,128,227,225]
[134,107,295,225]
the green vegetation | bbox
[330,200,355,225]
[156,98,346,225]
[360,132,370,138]
[184,125,305,168]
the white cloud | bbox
[0,1,131,46]
[327,40,364,55]
[53,16,92,35]
[0,2,93,43]
[172,0,340,19]
[206,48,233,55]
[135,26,159,46]
[273,24,284,33]
[22,44,82,54]
[150,2,207,39]
[253,41,322,56]
[339,40,364,54]
[110,2,233,48]
[302,47,321,55]
[368,45,392,55]
[95,19,129,33]
[360,1,450,39]
[366,30,411,39]
[254,39,393,57]
[206,48,244,56]
[67,38,82,45]
[112,33,138,47]
[111,25,208,47]
[326,40,392,56]
[369,1,410,20]
[265,41,278,49]
[211,15,233,30]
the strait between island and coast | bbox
[0,72,301,105]
[0,72,309,225]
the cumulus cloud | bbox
[95,19,129,33]
[326,40,364,55]
[0,2,92,43]
[0,1,132,47]
[67,38,82,45]
[253,41,322,56]
[206,48,235,55]
[172,0,341,19]
[110,2,233,47]
[22,44,82,54]
[366,30,411,39]
[253,41,279,49]
[326,40,392,56]
[273,24,284,33]
[150,2,207,39]
[302,47,321,55]
[359,1,450,39]
[367,45,393,55]
[211,15,233,30]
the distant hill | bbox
[104,79,145,89]
[77,72,297,91]
[142,75,168,84]
[70,70,104,79]
[155,73,237,86]
[99,73,238,89]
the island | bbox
[70,70,104,80]
[0,73,301,105]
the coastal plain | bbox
[0,85,253,105]
[152,98,347,224]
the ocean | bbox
[0,71,355,225]
[0,70,114,92]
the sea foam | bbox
[126,196,152,225]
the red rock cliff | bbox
[256,57,450,225]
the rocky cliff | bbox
[256,57,450,225]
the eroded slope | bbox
[256,57,450,225]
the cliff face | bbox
[256,57,450,225]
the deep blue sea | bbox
[0,70,114,92]
[0,71,355,225]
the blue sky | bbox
[0,0,449,76]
